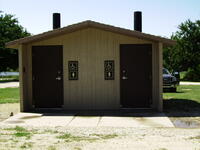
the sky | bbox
[0,0,199,38]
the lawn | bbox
[0,75,19,82]
[163,85,200,112]
[0,88,19,104]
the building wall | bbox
[20,27,162,110]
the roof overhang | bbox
[6,20,176,49]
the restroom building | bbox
[6,12,175,112]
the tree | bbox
[0,11,30,72]
[163,19,200,81]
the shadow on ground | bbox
[28,98,200,128]
[163,89,184,93]
[164,98,200,117]
[1,102,200,128]
[163,98,200,128]
[31,109,164,117]
[23,98,200,118]
[0,80,19,83]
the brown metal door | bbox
[32,46,63,108]
[120,44,152,108]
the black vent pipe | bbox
[134,11,142,32]
[53,13,61,29]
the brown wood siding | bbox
[158,42,163,111]
[152,42,163,111]
[18,44,31,111]
[18,45,24,111]
[22,27,161,110]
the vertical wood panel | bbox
[158,42,163,111]
[26,44,33,110]
[151,42,163,111]
[19,44,33,111]
[18,45,24,111]
[152,43,157,109]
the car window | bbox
[163,69,170,75]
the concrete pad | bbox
[134,117,174,127]
[1,112,174,127]
[98,115,174,127]
[24,116,74,127]
[2,113,75,127]
[98,116,140,127]
[68,116,100,127]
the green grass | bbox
[13,126,27,132]
[14,132,31,137]
[57,133,72,139]
[57,133,118,143]
[163,85,200,112]
[57,133,96,142]
[90,133,118,140]
[14,129,31,139]
[0,76,19,82]
[3,126,32,139]
[0,87,19,103]
[47,146,57,150]
[164,85,200,101]
[189,135,200,140]
[180,71,187,81]
[20,142,33,149]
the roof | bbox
[6,20,176,48]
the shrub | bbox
[183,66,200,81]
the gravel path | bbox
[180,82,200,85]
[0,82,19,88]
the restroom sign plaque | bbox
[68,61,78,80]
[104,60,114,80]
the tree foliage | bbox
[163,20,200,81]
[0,11,30,72]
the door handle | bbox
[56,77,61,80]
[122,76,128,80]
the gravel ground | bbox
[0,103,200,149]
[0,125,200,150]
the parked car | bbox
[172,71,180,85]
[163,68,179,92]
